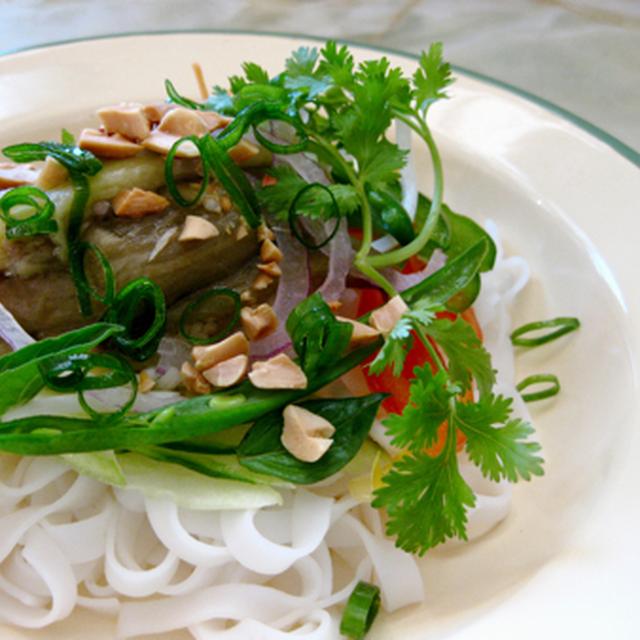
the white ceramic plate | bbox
[0,32,638,640]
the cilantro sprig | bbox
[206,41,453,295]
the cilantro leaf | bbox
[285,46,319,77]
[318,41,355,89]
[242,61,271,85]
[425,317,495,396]
[368,307,436,376]
[455,395,545,482]
[373,447,475,555]
[256,165,359,220]
[383,367,453,452]
[412,42,453,112]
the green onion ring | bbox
[288,183,341,250]
[179,287,241,345]
[105,278,167,361]
[339,581,381,639]
[40,352,137,421]
[164,79,203,111]
[165,135,210,207]
[0,186,58,239]
[516,373,561,402]
[511,317,580,347]
[73,241,116,307]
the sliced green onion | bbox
[199,135,261,228]
[73,241,116,307]
[179,288,241,345]
[2,141,102,177]
[516,373,560,402]
[0,186,58,239]
[40,352,137,421]
[511,317,580,347]
[164,79,204,111]
[217,101,307,154]
[288,183,340,250]
[104,278,167,361]
[165,135,210,207]
[339,581,381,640]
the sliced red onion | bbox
[275,152,330,186]
[380,249,447,292]
[250,226,309,358]
[0,302,35,351]
[316,218,353,304]
[156,336,191,371]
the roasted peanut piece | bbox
[138,369,156,393]
[328,300,342,312]
[35,156,68,190]
[369,295,408,335]
[181,362,211,395]
[142,102,175,124]
[240,303,278,340]
[240,290,255,304]
[179,215,220,241]
[281,405,335,462]
[252,273,273,291]
[249,353,308,390]
[202,354,249,388]
[97,103,151,141]
[192,331,249,371]
[257,262,282,278]
[79,128,142,159]
[197,111,232,131]
[260,238,283,263]
[0,162,39,188]
[236,224,249,240]
[113,187,169,218]
[337,316,381,346]
[158,107,209,137]
[227,138,260,165]
[257,223,275,242]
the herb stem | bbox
[368,113,443,268]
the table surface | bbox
[0,0,638,151]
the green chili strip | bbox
[74,241,116,307]
[199,135,261,228]
[0,186,58,239]
[511,317,580,347]
[179,288,241,345]
[165,135,210,207]
[104,278,167,361]
[516,373,560,402]
[288,183,340,250]
[339,581,381,640]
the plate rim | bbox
[1,28,638,168]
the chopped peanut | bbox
[337,316,381,347]
[181,361,211,395]
[97,103,151,141]
[192,331,249,371]
[257,262,282,278]
[240,303,278,341]
[112,187,169,218]
[197,111,232,131]
[138,370,156,393]
[158,107,209,137]
[257,223,275,242]
[249,353,308,390]
[142,131,199,157]
[220,194,232,213]
[252,273,273,291]
[0,162,38,188]
[281,405,335,462]
[236,224,249,240]
[142,102,175,124]
[369,295,408,335]
[79,128,142,159]
[202,354,249,388]
[179,215,219,241]
[328,300,342,312]
[35,156,68,190]
[227,138,260,165]
[240,290,255,304]
[260,238,283,263]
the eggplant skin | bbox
[0,204,259,339]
